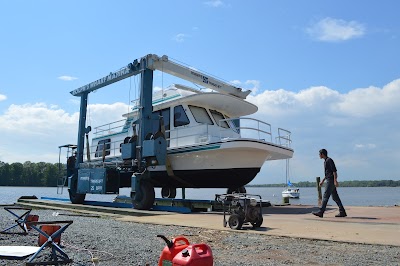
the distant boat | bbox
[282,183,300,198]
[281,159,300,198]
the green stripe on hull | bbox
[168,144,221,155]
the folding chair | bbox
[1,207,33,235]
[25,220,73,265]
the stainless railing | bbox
[93,119,127,136]
[277,128,292,147]
[85,117,292,161]
[219,117,272,142]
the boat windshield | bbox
[188,105,213,125]
[210,109,229,129]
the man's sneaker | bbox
[335,212,347,217]
[312,211,323,218]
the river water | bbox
[0,186,399,207]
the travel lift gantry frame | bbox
[68,54,251,210]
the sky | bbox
[1,1,400,184]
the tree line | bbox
[1,160,399,187]
[248,179,400,187]
[0,161,63,187]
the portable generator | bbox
[215,193,263,230]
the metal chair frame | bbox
[1,207,33,235]
[25,220,73,265]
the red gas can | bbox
[26,214,39,230]
[38,225,61,246]
[158,235,190,266]
[172,244,213,266]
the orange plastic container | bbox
[158,235,190,266]
[38,225,61,246]
[26,214,39,230]
[172,244,213,266]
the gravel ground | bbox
[0,208,399,266]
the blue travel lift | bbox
[67,55,164,210]
[63,54,249,210]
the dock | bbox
[14,197,400,247]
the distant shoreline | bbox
[247,179,400,187]
[0,178,399,188]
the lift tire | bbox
[252,214,263,228]
[68,189,86,204]
[228,214,243,230]
[133,181,155,210]
[227,186,246,194]
[161,187,177,198]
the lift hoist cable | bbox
[169,56,231,93]
[86,97,92,162]
[85,133,91,162]
[128,77,132,114]
[161,60,164,101]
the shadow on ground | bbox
[264,205,323,215]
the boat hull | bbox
[149,167,260,188]
[147,139,293,188]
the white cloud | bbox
[173,33,187,43]
[248,79,400,182]
[86,102,130,127]
[58,76,78,81]
[0,94,6,101]
[0,103,79,163]
[354,143,377,150]
[335,79,400,117]
[68,98,80,105]
[306,17,365,42]
[204,0,224,7]
[0,102,128,163]
[231,79,261,95]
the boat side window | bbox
[188,105,213,125]
[174,105,190,127]
[210,110,229,128]
[95,138,111,157]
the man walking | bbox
[312,149,347,218]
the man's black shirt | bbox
[324,157,337,179]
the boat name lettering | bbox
[80,176,89,181]
[72,67,131,95]
[90,185,103,191]
[90,179,103,184]
[190,71,222,89]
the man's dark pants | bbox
[320,178,345,213]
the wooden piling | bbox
[316,177,322,206]
[282,196,289,204]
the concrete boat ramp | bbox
[15,197,400,247]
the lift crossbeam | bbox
[70,59,143,97]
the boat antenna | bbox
[286,158,289,186]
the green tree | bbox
[0,162,10,186]
[10,162,24,186]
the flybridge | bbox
[70,54,250,99]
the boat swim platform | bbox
[14,197,400,247]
